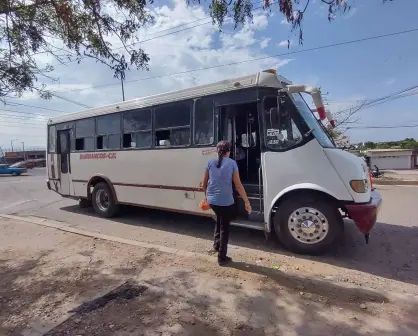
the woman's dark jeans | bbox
[210,204,234,261]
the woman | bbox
[202,140,252,266]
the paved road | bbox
[0,168,61,214]
[1,168,418,295]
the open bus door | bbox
[57,129,71,195]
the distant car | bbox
[0,164,27,176]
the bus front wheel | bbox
[92,182,119,218]
[274,195,343,255]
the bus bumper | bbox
[345,191,382,234]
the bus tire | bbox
[92,182,119,218]
[274,195,343,255]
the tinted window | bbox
[75,137,95,151]
[155,102,191,129]
[76,118,95,138]
[97,114,121,134]
[107,134,121,149]
[194,98,214,145]
[134,131,152,148]
[155,129,190,147]
[123,110,151,132]
[263,96,302,150]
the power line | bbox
[0,113,47,121]
[345,124,418,130]
[49,0,268,68]
[0,122,45,128]
[5,102,68,113]
[50,27,418,94]
[49,92,92,109]
[0,108,48,117]
[331,85,418,116]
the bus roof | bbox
[48,70,292,125]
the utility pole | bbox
[21,142,26,161]
[121,77,125,101]
[11,139,18,152]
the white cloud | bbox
[0,0,294,147]
[280,18,290,25]
[278,40,291,48]
[260,37,271,49]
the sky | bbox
[1,0,418,150]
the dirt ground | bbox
[1,218,417,336]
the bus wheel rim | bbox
[96,189,109,212]
[287,207,329,244]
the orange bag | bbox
[199,199,211,211]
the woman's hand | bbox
[245,201,252,214]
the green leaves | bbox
[0,0,364,101]
[0,0,154,101]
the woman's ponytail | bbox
[215,140,231,169]
[216,154,223,168]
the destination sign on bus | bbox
[79,153,117,160]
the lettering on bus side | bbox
[79,152,117,160]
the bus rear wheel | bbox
[274,194,343,255]
[92,182,119,218]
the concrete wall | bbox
[370,155,412,170]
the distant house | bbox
[364,148,418,170]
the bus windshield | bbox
[290,93,335,148]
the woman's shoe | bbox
[218,256,232,266]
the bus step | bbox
[237,197,263,213]
[230,218,265,231]
[243,183,262,194]
[248,211,264,223]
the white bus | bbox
[46,69,381,254]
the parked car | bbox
[0,164,27,176]
[9,158,45,169]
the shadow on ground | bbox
[60,203,418,289]
[1,245,417,336]
[0,249,152,335]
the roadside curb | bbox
[372,179,418,185]
[1,213,418,307]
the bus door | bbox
[57,129,71,195]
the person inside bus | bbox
[202,140,252,266]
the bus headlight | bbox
[350,180,367,193]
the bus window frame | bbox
[47,125,57,154]
[122,108,153,150]
[153,100,193,149]
[73,118,96,152]
[96,113,122,151]
[47,87,269,154]
[260,92,313,153]
[193,97,215,147]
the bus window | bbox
[155,102,191,147]
[194,98,214,145]
[263,96,302,150]
[75,118,95,151]
[48,125,56,153]
[96,114,121,150]
[123,109,152,148]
